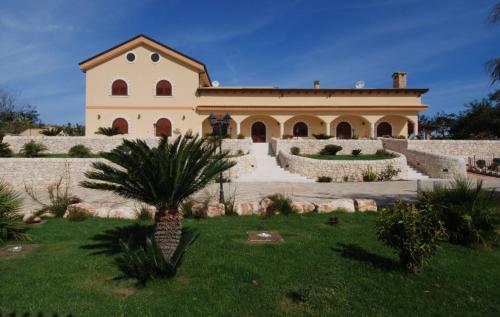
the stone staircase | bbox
[236,143,314,183]
[406,164,429,180]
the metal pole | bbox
[218,120,224,203]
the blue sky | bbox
[0,0,499,124]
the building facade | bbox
[80,35,428,142]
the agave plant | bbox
[95,126,122,136]
[81,134,235,259]
[0,141,13,157]
[0,182,30,243]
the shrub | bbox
[265,194,296,216]
[39,127,63,136]
[20,141,47,157]
[236,149,244,156]
[68,144,93,158]
[476,159,486,169]
[417,179,500,247]
[290,146,300,155]
[237,133,245,139]
[317,176,332,183]
[282,134,293,140]
[117,231,198,284]
[376,201,446,272]
[0,182,31,243]
[352,149,362,156]
[66,206,88,222]
[363,167,377,182]
[179,198,196,218]
[376,149,395,157]
[135,205,153,221]
[378,165,401,181]
[95,126,121,136]
[0,141,13,157]
[25,168,81,218]
[312,133,332,140]
[319,145,342,156]
[63,123,85,136]
[394,135,406,139]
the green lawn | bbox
[1,213,499,317]
[301,154,393,160]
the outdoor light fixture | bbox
[97,114,101,120]
[137,114,141,119]
[208,112,232,203]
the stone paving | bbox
[18,177,500,215]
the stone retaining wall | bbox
[0,154,254,189]
[2,136,252,155]
[404,149,466,179]
[271,138,383,155]
[382,138,500,158]
[277,150,407,182]
[382,138,467,178]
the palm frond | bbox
[81,134,236,211]
[486,58,500,85]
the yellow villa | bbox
[79,34,428,142]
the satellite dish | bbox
[355,80,365,89]
[212,80,220,87]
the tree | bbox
[449,95,500,139]
[486,3,500,85]
[0,88,40,135]
[81,134,235,260]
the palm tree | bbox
[81,134,235,260]
[486,3,500,85]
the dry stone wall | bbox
[0,154,254,189]
[2,136,252,155]
[271,138,383,155]
[382,138,467,178]
[277,150,407,182]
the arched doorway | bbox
[251,122,266,143]
[112,118,128,134]
[336,122,351,139]
[293,122,308,137]
[155,118,172,137]
[377,122,392,137]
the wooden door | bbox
[251,122,266,142]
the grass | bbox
[0,214,499,316]
[302,154,393,160]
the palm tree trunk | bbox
[154,209,182,260]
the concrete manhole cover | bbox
[247,230,284,244]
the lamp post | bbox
[208,112,232,203]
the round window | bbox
[126,52,135,62]
[151,53,160,63]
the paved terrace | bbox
[19,175,500,214]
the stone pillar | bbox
[279,122,284,138]
[325,122,331,136]
[414,121,418,138]
[236,122,241,135]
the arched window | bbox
[112,118,128,134]
[156,80,172,96]
[155,118,172,137]
[377,122,392,137]
[293,122,308,137]
[336,122,352,139]
[111,80,128,96]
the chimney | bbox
[392,72,407,88]
[314,80,320,89]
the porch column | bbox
[279,121,284,138]
[414,121,419,138]
[325,122,331,136]
[369,122,375,138]
[236,121,241,135]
